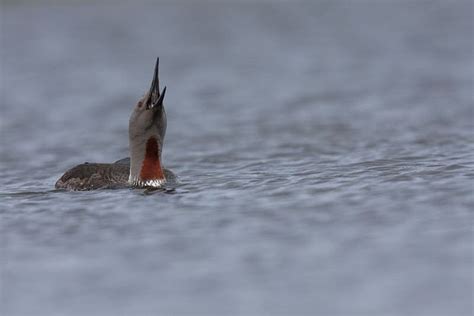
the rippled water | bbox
[1,1,473,315]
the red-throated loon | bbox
[55,58,175,191]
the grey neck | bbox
[128,139,146,184]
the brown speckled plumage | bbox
[55,162,130,191]
[55,160,175,191]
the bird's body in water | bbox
[55,58,176,191]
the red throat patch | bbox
[139,137,165,181]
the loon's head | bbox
[128,57,168,187]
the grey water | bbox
[1,1,473,315]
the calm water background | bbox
[1,1,473,315]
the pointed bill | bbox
[147,57,161,108]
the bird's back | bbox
[55,162,129,191]
[55,158,176,190]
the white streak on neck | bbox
[128,178,166,188]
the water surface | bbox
[1,1,473,315]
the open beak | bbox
[147,57,167,110]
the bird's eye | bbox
[137,101,143,108]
